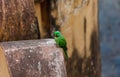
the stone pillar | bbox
[0,0,39,41]
[50,0,101,77]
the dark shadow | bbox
[90,29,101,77]
[84,17,87,57]
[40,0,51,38]
[34,17,41,39]
[66,29,101,77]
[49,0,61,38]
[66,48,83,77]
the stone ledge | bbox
[0,39,67,77]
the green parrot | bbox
[54,31,68,59]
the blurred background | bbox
[99,0,120,77]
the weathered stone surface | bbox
[0,0,39,41]
[0,39,67,77]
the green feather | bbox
[63,46,68,59]
[54,31,68,59]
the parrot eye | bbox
[55,34,59,37]
[55,33,60,37]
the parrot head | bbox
[54,31,61,37]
